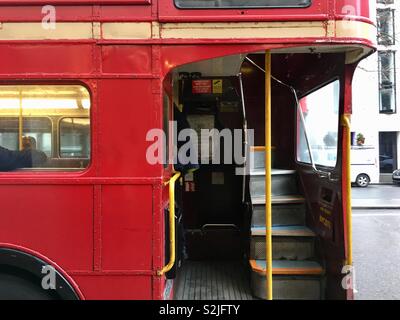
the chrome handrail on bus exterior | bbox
[157,171,181,276]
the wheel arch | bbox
[0,244,83,300]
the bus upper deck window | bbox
[297,80,340,168]
[0,85,91,172]
[175,0,311,9]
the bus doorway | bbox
[168,55,254,299]
[163,50,348,300]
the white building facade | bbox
[352,0,400,182]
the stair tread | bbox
[250,259,324,275]
[250,168,296,176]
[253,195,305,205]
[251,225,316,237]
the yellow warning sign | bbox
[212,79,223,94]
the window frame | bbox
[377,8,395,46]
[174,0,312,10]
[295,78,341,171]
[378,50,397,114]
[0,82,93,174]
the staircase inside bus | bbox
[247,147,324,300]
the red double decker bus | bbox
[0,0,375,300]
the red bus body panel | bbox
[0,0,374,299]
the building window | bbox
[377,0,394,5]
[379,132,398,173]
[175,0,311,9]
[378,51,397,114]
[377,8,395,46]
[0,85,91,171]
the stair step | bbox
[249,260,324,300]
[249,147,275,169]
[252,195,305,205]
[250,170,298,198]
[251,203,306,227]
[251,226,315,237]
[250,259,323,275]
[250,169,296,176]
[250,226,316,260]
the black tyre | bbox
[0,272,55,300]
[355,174,370,188]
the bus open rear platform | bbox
[174,261,255,300]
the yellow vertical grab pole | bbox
[342,114,353,266]
[19,89,23,150]
[265,51,273,300]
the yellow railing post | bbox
[342,114,353,266]
[19,89,23,150]
[265,51,273,300]
[158,171,181,276]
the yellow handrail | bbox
[158,171,181,276]
[19,90,23,150]
[341,114,353,266]
[265,51,273,300]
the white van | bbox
[351,146,379,187]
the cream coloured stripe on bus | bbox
[0,20,376,43]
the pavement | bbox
[351,184,400,299]
[353,209,400,300]
[352,184,400,209]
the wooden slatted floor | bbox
[174,261,255,300]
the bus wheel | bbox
[0,272,56,300]
[356,174,370,188]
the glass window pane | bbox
[377,9,395,45]
[380,88,396,112]
[377,0,394,5]
[175,0,311,9]
[379,51,397,113]
[379,51,395,85]
[0,117,52,156]
[0,85,90,171]
[297,80,340,168]
[60,118,90,158]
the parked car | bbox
[393,169,400,185]
[380,155,394,173]
[351,146,379,187]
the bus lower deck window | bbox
[0,85,91,171]
[175,0,311,9]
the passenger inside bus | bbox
[0,136,47,171]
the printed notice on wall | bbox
[192,80,212,94]
[187,114,215,162]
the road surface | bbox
[353,208,400,299]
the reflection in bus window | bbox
[0,85,91,171]
[297,80,340,168]
[175,0,311,9]
[60,118,90,158]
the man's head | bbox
[22,136,37,150]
